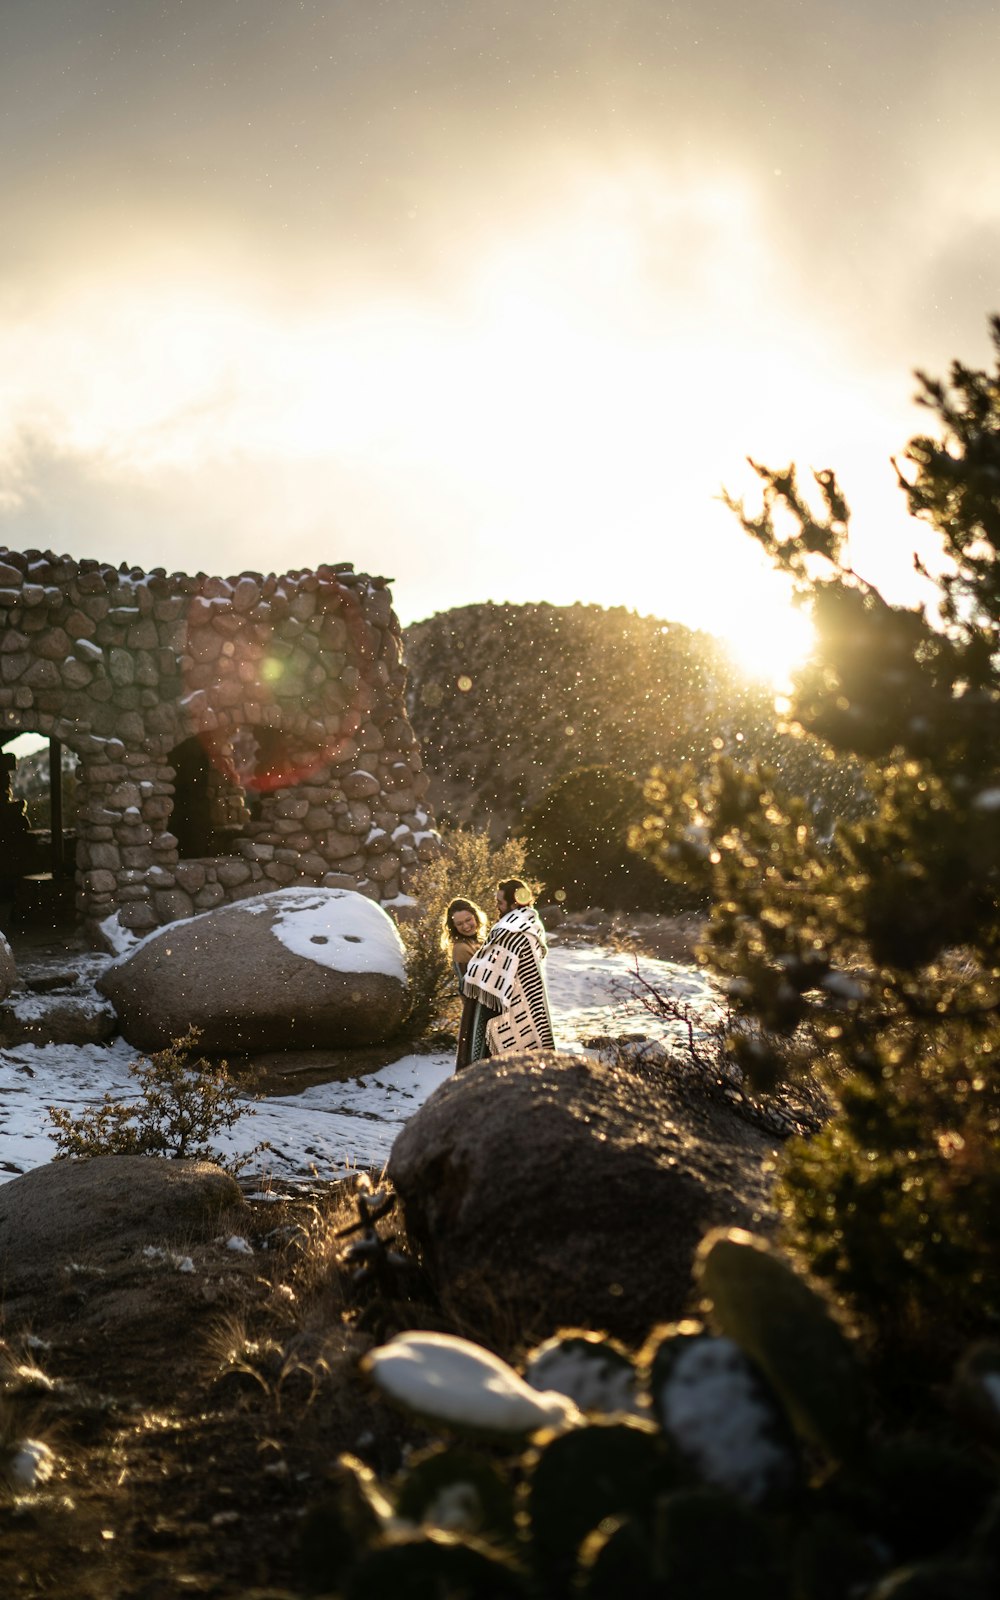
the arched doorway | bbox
[166,736,253,859]
[0,731,78,931]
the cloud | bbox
[0,425,472,617]
[0,0,995,652]
[4,0,998,328]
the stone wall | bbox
[0,547,436,944]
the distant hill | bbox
[403,601,857,838]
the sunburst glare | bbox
[716,591,815,687]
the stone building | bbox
[0,547,435,945]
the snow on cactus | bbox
[362,1331,583,1437]
[393,1445,517,1541]
[523,1329,644,1418]
[646,1321,798,1505]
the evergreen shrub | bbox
[47,1025,257,1172]
[524,764,684,912]
[630,321,1000,1370]
[399,826,532,1040]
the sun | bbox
[715,591,815,688]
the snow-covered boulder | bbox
[388,1051,778,1343]
[98,887,409,1052]
[0,932,16,1002]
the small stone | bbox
[1,654,28,683]
[23,658,62,688]
[193,883,227,910]
[108,648,135,686]
[153,888,195,921]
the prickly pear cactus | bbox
[972,1491,1000,1572]
[696,1228,864,1463]
[523,1328,643,1417]
[297,1453,391,1592]
[653,1486,780,1600]
[866,1560,998,1600]
[645,1319,799,1506]
[524,1417,673,1593]
[577,1515,661,1599]
[343,1531,530,1599]
[393,1444,516,1541]
[790,1510,883,1600]
[861,1437,998,1564]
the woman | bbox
[461,878,555,1064]
[443,897,490,1070]
[441,897,487,981]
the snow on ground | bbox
[0,945,717,1187]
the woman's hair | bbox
[440,896,488,952]
[497,878,533,909]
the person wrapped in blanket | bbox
[455,878,555,1069]
[443,897,489,1070]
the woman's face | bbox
[452,909,479,938]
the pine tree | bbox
[632,320,1000,1365]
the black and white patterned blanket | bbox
[462,907,555,1054]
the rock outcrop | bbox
[98,885,409,1051]
[0,1155,244,1286]
[0,988,117,1046]
[403,601,862,841]
[388,1050,779,1343]
[403,602,739,836]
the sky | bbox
[2,0,999,677]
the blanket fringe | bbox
[461,979,501,1010]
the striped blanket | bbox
[461,905,555,1056]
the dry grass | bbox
[0,1172,443,1594]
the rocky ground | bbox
[0,907,819,1597]
[0,1162,424,1600]
[0,922,412,1595]
[549,905,706,964]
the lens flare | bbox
[180,575,375,794]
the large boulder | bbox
[0,1155,244,1287]
[98,886,409,1051]
[0,932,16,1001]
[388,1051,779,1344]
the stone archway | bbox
[166,735,252,859]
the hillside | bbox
[403,601,854,838]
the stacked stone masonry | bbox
[0,547,436,943]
